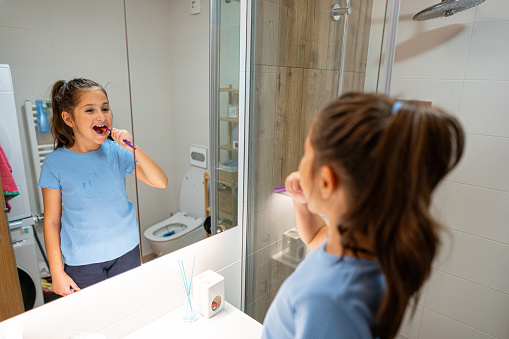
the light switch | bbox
[190,0,201,15]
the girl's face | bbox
[64,88,112,149]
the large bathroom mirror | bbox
[0,0,241,320]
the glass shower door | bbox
[244,0,396,322]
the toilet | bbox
[144,167,207,257]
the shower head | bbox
[413,0,486,21]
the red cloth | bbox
[0,144,19,212]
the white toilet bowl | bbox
[144,167,207,257]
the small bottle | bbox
[36,100,49,134]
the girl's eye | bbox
[86,109,94,113]
[103,108,111,112]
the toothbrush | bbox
[274,186,286,193]
[100,126,136,150]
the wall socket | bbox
[190,0,201,15]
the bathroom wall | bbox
[372,1,509,338]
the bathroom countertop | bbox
[122,302,263,338]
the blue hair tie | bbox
[64,81,69,84]
[392,101,403,115]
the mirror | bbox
[0,0,241,319]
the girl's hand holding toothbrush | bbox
[110,128,136,151]
[285,171,308,204]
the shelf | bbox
[219,87,239,93]
[219,117,239,123]
[219,144,238,152]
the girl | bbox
[262,92,464,339]
[38,78,168,296]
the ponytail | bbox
[310,92,464,339]
[50,78,107,149]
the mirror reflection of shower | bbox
[413,0,486,21]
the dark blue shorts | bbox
[64,244,141,289]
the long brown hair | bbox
[50,78,108,149]
[310,92,464,339]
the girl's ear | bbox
[319,165,337,199]
[61,111,74,128]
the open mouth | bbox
[93,124,108,135]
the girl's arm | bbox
[42,188,80,296]
[111,129,168,189]
[285,172,328,250]
[132,147,168,189]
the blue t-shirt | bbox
[262,241,386,339]
[38,141,139,265]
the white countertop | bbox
[123,302,263,339]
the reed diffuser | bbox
[178,257,197,322]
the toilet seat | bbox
[144,212,204,242]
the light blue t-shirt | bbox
[38,140,139,266]
[262,241,386,339]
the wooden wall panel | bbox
[278,0,308,68]
[344,0,374,72]
[254,1,280,66]
[252,0,374,186]
[342,71,366,93]
[273,67,304,187]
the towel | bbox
[0,144,19,212]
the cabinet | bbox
[217,85,239,229]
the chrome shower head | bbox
[413,0,486,21]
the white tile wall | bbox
[475,0,509,23]
[393,24,473,80]
[459,80,509,137]
[387,1,509,337]
[465,21,509,80]
[448,134,509,192]
[419,309,497,339]
[435,228,509,294]
[391,79,463,115]
[440,181,509,243]
[425,270,509,338]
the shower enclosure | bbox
[243,0,399,322]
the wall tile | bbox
[0,0,52,30]
[391,79,463,116]
[124,0,172,44]
[440,181,509,244]
[246,246,270,304]
[458,80,509,137]
[54,32,127,72]
[51,0,125,38]
[0,27,57,70]
[217,260,242,309]
[448,134,509,192]
[419,308,498,339]
[393,24,472,80]
[435,229,509,294]
[425,269,509,338]
[398,304,423,339]
[128,42,171,75]
[475,0,509,23]
[248,208,271,254]
[466,21,509,80]
[254,1,280,66]
[365,33,383,78]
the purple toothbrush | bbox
[100,126,136,150]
